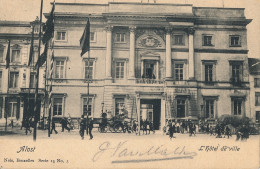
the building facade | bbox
[248,58,260,124]
[0,19,45,125]
[0,2,253,130]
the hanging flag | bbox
[35,43,48,68]
[42,3,55,44]
[80,18,90,57]
[5,40,10,69]
[28,26,35,66]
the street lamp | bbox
[101,102,104,113]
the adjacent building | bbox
[0,19,45,125]
[0,2,254,130]
[248,58,260,124]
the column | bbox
[129,26,136,79]
[188,27,195,80]
[165,27,172,79]
[105,26,113,79]
[161,97,166,131]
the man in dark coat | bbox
[50,120,58,134]
[60,117,70,132]
[79,115,86,140]
[88,118,94,140]
[169,122,174,140]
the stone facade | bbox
[0,2,253,130]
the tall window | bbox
[90,32,96,42]
[230,35,241,47]
[115,33,125,43]
[231,64,242,83]
[56,31,66,41]
[115,62,124,79]
[256,111,260,123]
[255,93,260,106]
[232,98,243,115]
[29,72,36,88]
[254,78,260,87]
[0,71,2,90]
[84,60,94,80]
[115,98,125,116]
[143,61,156,79]
[11,49,20,63]
[9,72,19,88]
[174,35,184,45]
[175,64,184,81]
[55,60,65,79]
[177,99,185,118]
[203,35,213,46]
[83,98,92,116]
[53,98,63,116]
[205,64,213,82]
[8,98,17,118]
[205,100,214,118]
[0,47,3,62]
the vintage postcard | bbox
[0,0,259,169]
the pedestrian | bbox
[149,121,155,134]
[50,120,58,134]
[176,121,180,133]
[143,119,148,135]
[60,117,70,132]
[25,118,32,135]
[206,123,210,134]
[189,122,193,136]
[79,115,85,140]
[224,125,231,139]
[169,122,174,140]
[192,124,196,136]
[216,123,222,138]
[132,120,137,133]
[86,115,89,135]
[88,118,94,140]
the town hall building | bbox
[0,2,253,130]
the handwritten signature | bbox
[92,141,197,163]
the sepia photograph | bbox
[0,0,259,168]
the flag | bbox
[42,3,55,44]
[80,18,90,57]
[35,43,48,68]
[28,26,35,66]
[5,40,10,69]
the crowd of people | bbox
[19,115,252,141]
[163,119,250,141]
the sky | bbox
[0,0,259,58]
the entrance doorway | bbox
[140,99,161,130]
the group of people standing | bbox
[140,119,155,135]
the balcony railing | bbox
[136,78,164,84]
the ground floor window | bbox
[231,97,244,116]
[53,98,63,116]
[256,111,260,123]
[83,98,92,116]
[205,100,215,119]
[7,98,18,118]
[176,99,186,118]
[115,98,125,116]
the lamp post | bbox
[101,102,104,114]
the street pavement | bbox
[0,126,259,169]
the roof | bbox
[248,58,260,74]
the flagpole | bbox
[33,0,43,141]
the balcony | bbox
[136,78,164,84]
